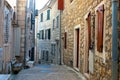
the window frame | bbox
[47,10,50,20]
[40,13,43,22]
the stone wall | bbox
[17,0,27,61]
[0,0,4,47]
[61,0,113,79]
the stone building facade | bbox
[16,0,35,65]
[35,10,39,63]
[61,0,120,79]
[0,0,15,73]
[16,0,27,63]
[37,0,60,64]
[51,0,61,64]
[25,0,35,62]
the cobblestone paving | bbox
[14,64,86,80]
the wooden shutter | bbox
[97,5,104,52]
[64,32,67,49]
[87,13,91,49]
[58,0,64,10]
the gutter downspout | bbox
[112,0,118,80]
[59,10,62,65]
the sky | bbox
[6,0,16,8]
[35,0,49,9]
[6,0,49,10]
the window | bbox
[4,14,9,43]
[48,29,51,40]
[45,30,47,39]
[64,32,67,49]
[97,5,104,52]
[56,16,59,28]
[51,44,56,56]
[47,10,50,20]
[39,30,44,40]
[86,13,91,49]
[31,14,33,30]
[41,13,43,22]
[53,19,55,29]
[44,29,51,40]
[42,30,44,39]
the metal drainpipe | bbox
[59,10,62,65]
[112,0,118,80]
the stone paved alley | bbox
[14,64,86,80]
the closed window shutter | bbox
[87,13,91,49]
[64,32,67,49]
[97,5,104,52]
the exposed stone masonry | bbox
[61,0,115,79]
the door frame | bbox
[73,24,81,71]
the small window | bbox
[40,13,43,22]
[48,29,51,40]
[47,10,50,20]
[53,19,55,30]
[64,32,67,49]
[56,16,59,28]
[97,5,104,52]
[42,30,44,39]
[45,30,47,39]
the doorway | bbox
[76,29,79,68]
[74,27,80,69]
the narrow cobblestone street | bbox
[14,64,86,80]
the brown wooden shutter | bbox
[87,13,91,49]
[64,32,67,49]
[97,5,104,52]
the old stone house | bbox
[35,10,39,63]
[61,0,120,79]
[15,0,35,66]
[25,0,35,62]
[37,0,61,64]
[0,0,15,73]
